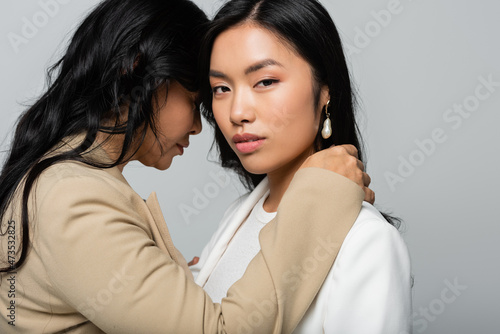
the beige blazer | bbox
[0,141,364,333]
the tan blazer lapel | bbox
[145,192,193,279]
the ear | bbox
[317,85,330,119]
[320,85,330,107]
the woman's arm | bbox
[220,167,366,334]
[36,152,365,333]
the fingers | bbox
[305,144,375,204]
[188,256,200,266]
[362,170,374,203]
[357,159,365,172]
[362,171,371,188]
[364,187,375,204]
[299,145,371,193]
[330,144,359,159]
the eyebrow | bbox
[209,58,284,79]
[244,59,284,75]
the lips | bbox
[177,143,189,155]
[232,133,265,154]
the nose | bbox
[190,108,202,135]
[229,90,255,126]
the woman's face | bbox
[209,23,328,176]
[133,81,201,170]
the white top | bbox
[204,191,275,302]
[191,178,412,333]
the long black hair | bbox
[200,0,362,186]
[0,0,208,272]
[200,0,400,227]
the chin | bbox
[154,163,172,171]
[155,159,173,171]
[141,156,173,171]
[239,159,273,176]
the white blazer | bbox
[192,178,413,334]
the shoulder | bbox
[348,202,406,248]
[334,202,411,275]
[35,161,134,201]
[39,160,126,184]
[30,161,154,247]
[317,202,412,332]
[30,161,145,230]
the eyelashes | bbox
[211,86,231,95]
[211,79,280,96]
[256,79,279,87]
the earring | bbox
[321,100,332,139]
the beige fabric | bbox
[0,143,363,333]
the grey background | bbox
[1,0,498,333]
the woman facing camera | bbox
[0,0,374,333]
[193,0,412,333]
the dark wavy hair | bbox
[200,0,400,227]
[0,0,208,272]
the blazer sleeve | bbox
[35,167,363,333]
[323,216,412,333]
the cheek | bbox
[138,127,158,154]
[158,111,190,139]
[213,106,231,137]
[265,90,318,143]
[274,114,317,149]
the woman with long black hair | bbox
[0,0,373,332]
[193,0,412,333]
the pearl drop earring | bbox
[321,100,332,139]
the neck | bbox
[263,147,315,213]
[96,132,128,172]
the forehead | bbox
[210,23,299,69]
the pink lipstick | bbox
[233,133,265,154]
